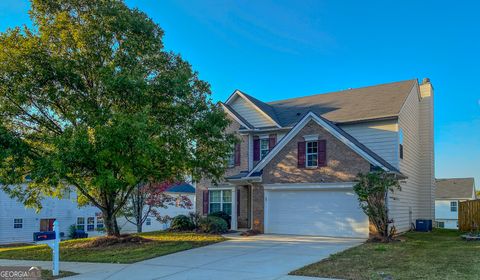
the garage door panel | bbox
[265,189,368,238]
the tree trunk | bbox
[137,222,142,233]
[103,209,120,236]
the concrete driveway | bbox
[0,234,363,280]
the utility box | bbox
[416,219,432,232]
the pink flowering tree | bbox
[122,182,193,233]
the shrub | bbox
[170,215,195,231]
[188,212,202,229]
[208,211,231,228]
[198,216,228,234]
[67,224,77,239]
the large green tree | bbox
[0,0,235,236]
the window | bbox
[437,221,445,228]
[146,218,151,226]
[87,217,95,231]
[227,144,236,167]
[209,190,232,215]
[14,218,23,229]
[96,217,104,230]
[260,139,269,159]
[77,217,85,231]
[306,141,318,167]
[62,188,71,200]
[450,201,458,212]
[40,219,55,231]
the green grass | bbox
[0,231,225,264]
[291,229,480,280]
[41,270,77,279]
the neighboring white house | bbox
[117,182,196,233]
[0,186,104,244]
[435,178,477,229]
[0,183,196,244]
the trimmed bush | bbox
[170,215,195,231]
[208,211,231,228]
[198,216,228,234]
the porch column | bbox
[231,186,238,230]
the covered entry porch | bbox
[204,184,255,231]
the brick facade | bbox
[251,183,264,232]
[195,115,249,215]
[237,186,250,228]
[262,120,371,184]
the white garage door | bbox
[264,188,369,238]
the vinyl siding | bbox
[390,82,434,233]
[435,200,458,220]
[229,96,276,128]
[340,120,399,168]
[0,188,103,244]
[419,83,435,220]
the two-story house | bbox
[196,78,435,238]
[435,178,476,229]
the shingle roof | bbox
[435,178,476,199]
[166,182,195,194]
[267,79,417,126]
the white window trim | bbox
[209,190,233,214]
[87,217,95,231]
[450,201,458,212]
[77,217,85,230]
[14,218,23,229]
[306,141,318,168]
[260,138,269,160]
[208,186,237,230]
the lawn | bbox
[291,229,480,280]
[0,231,225,264]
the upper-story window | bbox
[260,139,269,160]
[450,201,458,212]
[227,143,240,168]
[254,134,276,161]
[227,146,235,167]
[306,141,318,168]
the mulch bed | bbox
[73,234,152,248]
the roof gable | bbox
[221,103,253,129]
[248,112,402,178]
[226,90,281,128]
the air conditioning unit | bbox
[415,219,432,232]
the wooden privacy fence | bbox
[459,200,480,231]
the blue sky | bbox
[1,1,479,189]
